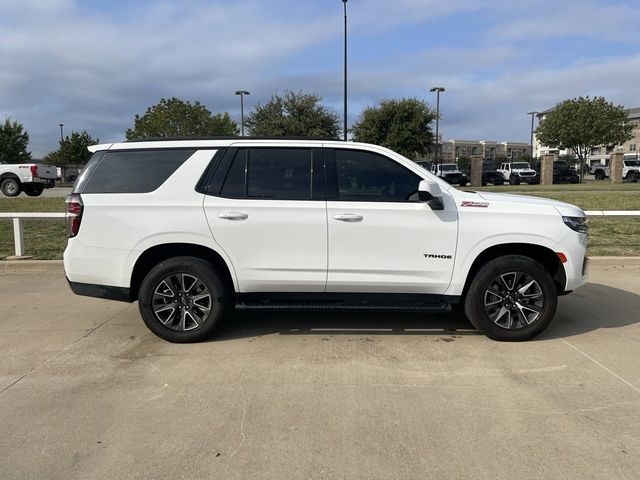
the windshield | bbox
[511,162,530,169]
[440,164,457,171]
[625,160,640,167]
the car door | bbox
[325,147,458,294]
[202,145,327,292]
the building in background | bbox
[437,139,529,162]
[533,107,640,167]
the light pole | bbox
[59,123,64,142]
[430,87,445,170]
[527,111,538,160]
[342,0,348,141]
[235,90,250,136]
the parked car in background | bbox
[553,162,580,184]
[497,162,538,185]
[591,159,640,181]
[431,163,468,186]
[481,160,504,186]
[0,163,57,197]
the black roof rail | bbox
[124,135,342,143]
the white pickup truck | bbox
[591,159,640,182]
[497,162,538,185]
[0,163,57,197]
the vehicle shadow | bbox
[212,283,639,342]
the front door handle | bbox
[218,212,249,220]
[333,213,363,222]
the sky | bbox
[1,0,640,157]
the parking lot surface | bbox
[1,260,639,479]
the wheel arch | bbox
[0,172,21,183]
[130,243,236,301]
[460,243,566,300]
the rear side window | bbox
[72,150,106,193]
[218,148,314,200]
[247,148,312,199]
[80,149,195,193]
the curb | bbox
[0,260,64,274]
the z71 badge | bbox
[460,201,489,208]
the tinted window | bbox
[334,149,421,202]
[220,149,247,197]
[81,149,195,193]
[246,148,312,200]
[72,150,106,193]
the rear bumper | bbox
[67,278,132,302]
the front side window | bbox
[333,149,421,202]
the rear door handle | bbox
[218,212,248,220]
[333,213,363,222]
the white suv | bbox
[64,138,588,342]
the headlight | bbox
[562,216,588,234]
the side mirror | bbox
[418,180,444,210]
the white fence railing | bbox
[1,211,640,259]
[0,213,66,258]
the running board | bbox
[235,302,449,312]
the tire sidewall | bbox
[464,255,558,341]
[1,178,21,197]
[138,257,228,343]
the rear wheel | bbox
[1,178,21,197]
[23,184,44,197]
[626,171,638,182]
[138,256,230,343]
[594,170,605,180]
[464,255,557,341]
[509,176,520,185]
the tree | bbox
[245,90,340,137]
[535,96,633,180]
[457,156,471,173]
[351,98,436,159]
[126,97,238,139]
[44,130,99,165]
[0,118,31,164]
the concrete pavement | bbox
[1,262,639,479]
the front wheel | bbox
[138,256,230,343]
[464,255,557,341]
[509,176,520,185]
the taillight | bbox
[30,165,37,177]
[65,194,84,238]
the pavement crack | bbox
[0,304,132,396]
[224,399,247,474]
[560,338,640,394]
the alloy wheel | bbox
[483,271,544,330]
[151,273,212,331]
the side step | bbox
[236,302,449,312]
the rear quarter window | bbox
[79,149,196,194]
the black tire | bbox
[138,256,230,343]
[459,181,467,187]
[594,170,605,180]
[626,171,638,182]
[1,178,22,197]
[509,176,520,185]
[464,255,558,341]
[23,184,44,197]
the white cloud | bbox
[0,0,638,155]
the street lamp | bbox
[430,87,445,169]
[235,90,250,136]
[342,0,348,141]
[527,111,538,160]
[59,123,64,142]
